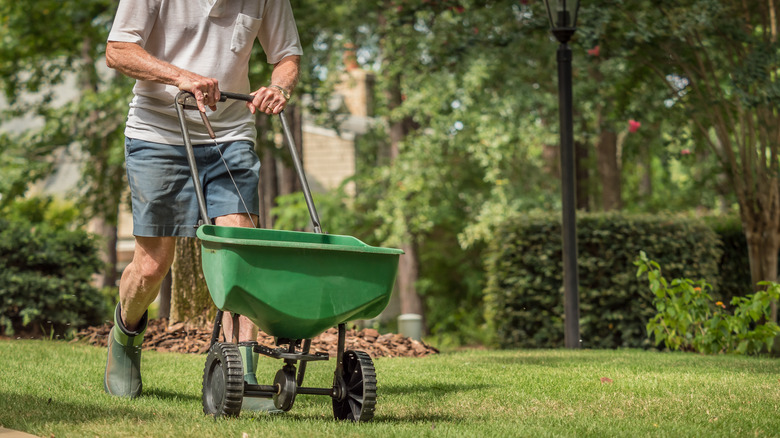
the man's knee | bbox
[132,236,175,283]
[215,213,258,228]
[134,256,172,283]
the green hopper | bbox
[198,225,403,341]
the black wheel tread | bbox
[333,350,377,422]
[202,342,244,417]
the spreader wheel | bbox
[332,350,377,422]
[202,342,244,417]
[273,365,297,412]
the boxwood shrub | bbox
[705,216,754,305]
[0,217,106,336]
[484,212,721,349]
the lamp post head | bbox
[543,0,580,43]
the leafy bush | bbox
[636,251,780,355]
[271,188,357,234]
[416,228,488,348]
[0,215,106,336]
[1,196,80,228]
[484,212,721,349]
[705,216,754,304]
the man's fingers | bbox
[183,77,219,112]
[270,100,286,115]
[247,91,262,114]
[245,87,287,115]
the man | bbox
[104,0,302,399]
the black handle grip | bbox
[219,91,254,103]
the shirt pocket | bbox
[230,13,263,55]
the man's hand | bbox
[176,74,220,113]
[248,55,300,115]
[248,86,289,115]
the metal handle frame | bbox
[174,90,323,233]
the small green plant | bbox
[635,251,780,355]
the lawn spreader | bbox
[175,91,403,422]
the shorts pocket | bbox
[230,13,262,55]
[125,138,141,158]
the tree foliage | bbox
[609,0,780,320]
[0,0,130,222]
[2,0,775,341]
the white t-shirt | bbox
[108,0,303,145]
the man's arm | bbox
[106,41,219,112]
[248,55,301,115]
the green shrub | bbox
[0,216,106,336]
[417,229,488,348]
[705,216,754,304]
[484,212,721,349]
[636,251,780,355]
[271,188,358,234]
[1,196,81,229]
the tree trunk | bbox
[398,241,423,315]
[170,237,216,326]
[157,270,172,320]
[744,225,780,322]
[89,218,118,289]
[385,66,425,325]
[597,129,622,211]
[81,36,121,291]
[638,145,652,199]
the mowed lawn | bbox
[1,339,779,437]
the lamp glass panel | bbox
[549,0,580,28]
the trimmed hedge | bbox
[484,212,722,349]
[706,216,754,305]
[0,217,106,336]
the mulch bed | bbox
[73,318,439,358]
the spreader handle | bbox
[175,91,211,226]
[219,91,254,103]
[176,90,323,233]
[279,111,323,234]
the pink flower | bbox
[587,45,600,57]
[681,149,691,155]
[628,119,641,133]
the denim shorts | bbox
[125,138,260,237]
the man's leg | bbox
[120,236,176,329]
[105,236,175,398]
[215,213,259,343]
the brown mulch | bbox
[72,318,439,358]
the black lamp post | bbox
[543,0,581,349]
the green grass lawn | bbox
[1,340,779,437]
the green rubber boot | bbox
[104,303,147,398]
[239,343,259,385]
[239,343,281,413]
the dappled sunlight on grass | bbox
[1,340,778,437]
